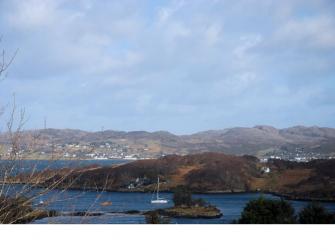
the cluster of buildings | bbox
[261,147,335,163]
[1,141,334,162]
[0,146,25,158]
[34,141,159,160]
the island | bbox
[145,186,222,221]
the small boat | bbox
[151,176,168,204]
[39,199,44,205]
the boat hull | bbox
[151,199,168,204]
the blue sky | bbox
[0,0,335,134]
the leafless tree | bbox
[0,39,81,223]
[0,98,99,223]
[0,38,113,224]
[0,36,18,82]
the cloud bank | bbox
[0,0,334,134]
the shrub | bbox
[0,196,33,224]
[298,203,335,224]
[173,186,193,207]
[238,197,296,224]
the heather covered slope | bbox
[10,152,335,200]
[273,159,335,199]
[11,153,260,192]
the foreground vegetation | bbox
[0,196,57,224]
[238,197,335,224]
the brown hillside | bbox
[11,153,335,200]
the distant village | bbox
[1,141,334,162]
[0,141,161,160]
[261,147,335,163]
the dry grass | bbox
[275,169,313,187]
[169,165,201,186]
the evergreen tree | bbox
[173,186,193,207]
[238,197,296,224]
[298,203,335,224]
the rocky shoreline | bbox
[29,205,223,223]
[30,206,223,222]
[269,192,335,203]
[146,206,223,219]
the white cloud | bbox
[3,0,144,78]
[1,0,334,133]
[157,0,185,24]
[204,23,223,46]
[233,35,263,59]
[7,0,60,28]
[274,15,335,49]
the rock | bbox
[124,210,141,214]
[146,205,222,219]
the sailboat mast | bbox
[157,176,160,200]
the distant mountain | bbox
[1,126,335,157]
[184,125,335,155]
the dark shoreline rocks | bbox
[270,192,335,202]
[43,205,223,222]
[145,205,223,219]
[58,210,143,217]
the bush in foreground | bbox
[0,196,56,224]
[298,203,335,224]
[0,196,33,224]
[238,197,296,224]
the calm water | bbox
[0,159,131,173]
[2,160,335,224]
[5,185,334,224]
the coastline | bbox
[4,155,335,203]
[5,181,335,203]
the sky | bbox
[0,0,335,134]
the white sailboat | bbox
[151,176,168,204]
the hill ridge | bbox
[0,126,334,158]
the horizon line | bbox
[12,124,335,136]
